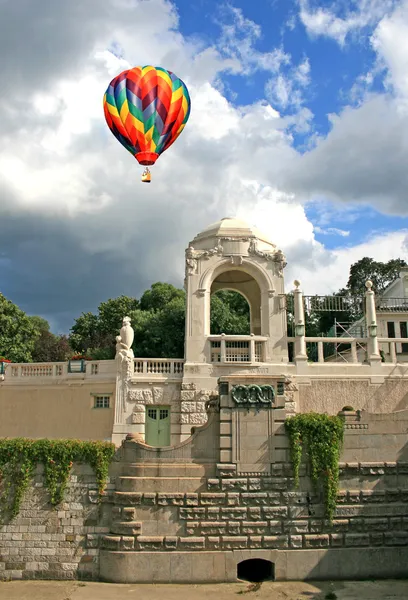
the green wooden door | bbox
[145,406,171,447]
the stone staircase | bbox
[100,462,211,552]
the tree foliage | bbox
[0,294,38,362]
[210,290,250,335]
[31,331,72,363]
[285,413,344,521]
[346,257,407,296]
[1,257,406,362]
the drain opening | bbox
[237,558,275,583]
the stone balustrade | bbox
[285,336,408,364]
[208,335,267,363]
[133,358,185,377]
[0,360,115,381]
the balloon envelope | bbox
[103,66,191,166]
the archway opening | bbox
[237,558,275,583]
[210,269,262,335]
[210,289,250,335]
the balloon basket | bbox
[141,168,151,183]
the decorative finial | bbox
[365,280,373,289]
[294,280,301,289]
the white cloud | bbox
[265,57,311,109]
[314,226,350,237]
[1,0,408,331]
[216,4,291,74]
[298,230,408,295]
[371,1,408,100]
[299,0,398,46]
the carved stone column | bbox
[112,317,135,446]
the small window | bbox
[159,408,169,420]
[94,395,110,409]
[387,322,396,338]
[147,408,157,420]
[277,382,285,396]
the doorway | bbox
[145,406,171,447]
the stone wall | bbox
[1,409,408,582]
[0,464,114,581]
[299,378,408,415]
[0,381,115,441]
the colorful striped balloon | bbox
[103,66,191,167]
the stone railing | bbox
[287,336,367,364]
[286,336,408,364]
[0,360,114,380]
[208,334,267,363]
[133,358,185,377]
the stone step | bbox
[100,535,136,551]
[123,463,212,478]
[110,521,142,536]
[116,476,204,493]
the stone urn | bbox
[120,316,134,350]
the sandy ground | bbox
[0,580,407,600]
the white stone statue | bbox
[115,316,134,362]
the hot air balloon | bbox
[103,66,191,182]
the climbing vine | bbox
[285,413,344,521]
[0,438,115,521]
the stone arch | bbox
[199,259,273,336]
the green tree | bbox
[132,296,186,358]
[32,332,72,362]
[210,290,250,335]
[28,315,50,334]
[0,293,38,362]
[346,257,407,296]
[140,282,185,312]
[69,286,185,359]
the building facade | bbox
[2,217,408,445]
[1,218,408,582]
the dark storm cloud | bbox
[0,208,162,332]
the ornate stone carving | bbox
[185,243,224,275]
[282,376,299,392]
[205,392,220,413]
[248,239,275,261]
[181,383,197,390]
[230,255,243,265]
[273,249,287,276]
[219,236,250,242]
[115,316,134,370]
[247,239,286,275]
[127,384,180,405]
[231,384,275,407]
[127,389,145,403]
[120,316,134,349]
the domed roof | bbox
[194,217,274,245]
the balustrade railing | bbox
[208,335,267,363]
[286,336,408,364]
[1,361,102,379]
[133,358,184,376]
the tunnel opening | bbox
[237,558,275,583]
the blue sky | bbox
[1,0,408,331]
